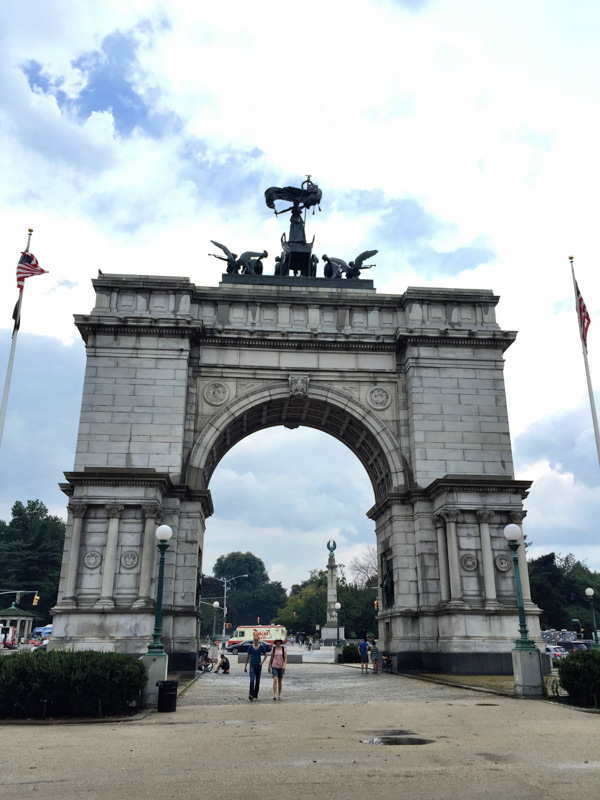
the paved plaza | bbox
[2,662,599,800]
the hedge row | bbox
[341,645,361,663]
[0,650,147,718]
[557,648,600,708]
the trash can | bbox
[156,679,178,713]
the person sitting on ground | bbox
[215,654,230,674]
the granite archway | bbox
[52,272,540,673]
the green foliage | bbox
[341,645,360,663]
[0,500,65,622]
[557,649,600,708]
[210,552,287,631]
[528,552,600,637]
[0,650,147,718]
[274,568,377,638]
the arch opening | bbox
[189,395,398,500]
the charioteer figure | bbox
[265,176,322,277]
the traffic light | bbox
[374,599,379,611]
[257,617,260,624]
[32,594,40,606]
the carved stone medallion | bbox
[204,381,229,406]
[367,386,391,410]
[120,550,139,569]
[84,551,102,569]
[461,553,478,571]
[495,554,511,572]
[289,375,309,397]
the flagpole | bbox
[570,255,600,468]
[0,229,32,448]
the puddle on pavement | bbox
[361,735,434,746]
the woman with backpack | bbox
[268,638,288,700]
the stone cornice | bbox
[366,475,532,519]
[60,468,214,518]
[198,334,397,352]
[400,331,517,352]
[74,316,201,344]
[425,475,532,499]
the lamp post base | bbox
[140,652,168,708]
[512,648,544,698]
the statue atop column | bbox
[321,539,345,645]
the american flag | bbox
[16,251,47,291]
[575,281,591,351]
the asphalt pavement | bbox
[2,661,599,800]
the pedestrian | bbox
[371,639,379,674]
[358,637,370,673]
[244,633,268,701]
[215,654,230,674]
[268,638,287,700]
[308,635,313,652]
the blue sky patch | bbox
[22,26,179,139]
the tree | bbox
[274,567,378,638]
[210,552,287,631]
[0,500,65,623]
[528,552,600,638]
[348,545,377,587]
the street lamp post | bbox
[146,524,173,655]
[212,600,220,642]
[217,573,248,641]
[335,602,341,648]
[585,588,600,649]
[503,524,537,651]
[504,524,543,698]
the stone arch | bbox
[184,383,405,500]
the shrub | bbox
[341,645,361,663]
[557,649,600,708]
[0,650,147,719]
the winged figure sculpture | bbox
[322,250,378,279]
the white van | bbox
[228,625,286,648]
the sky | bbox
[1,0,600,590]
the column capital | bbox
[105,504,124,519]
[441,509,460,523]
[68,503,87,518]
[509,510,525,524]
[142,503,162,521]
[476,509,494,523]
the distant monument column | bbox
[320,540,345,644]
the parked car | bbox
[558,641,587,653]
[226,641,272,655]
[545,645,569,660]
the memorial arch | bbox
[50,180,540,673]
[51,270,540,673]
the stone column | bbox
[61,503,87,607]
[477,509,498,606]
[95,504,124,609]
[442,510,463,604]
[133,504,162,609]
[326,556,338,626]
[433,514,450,603]
[510,511,532,603]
